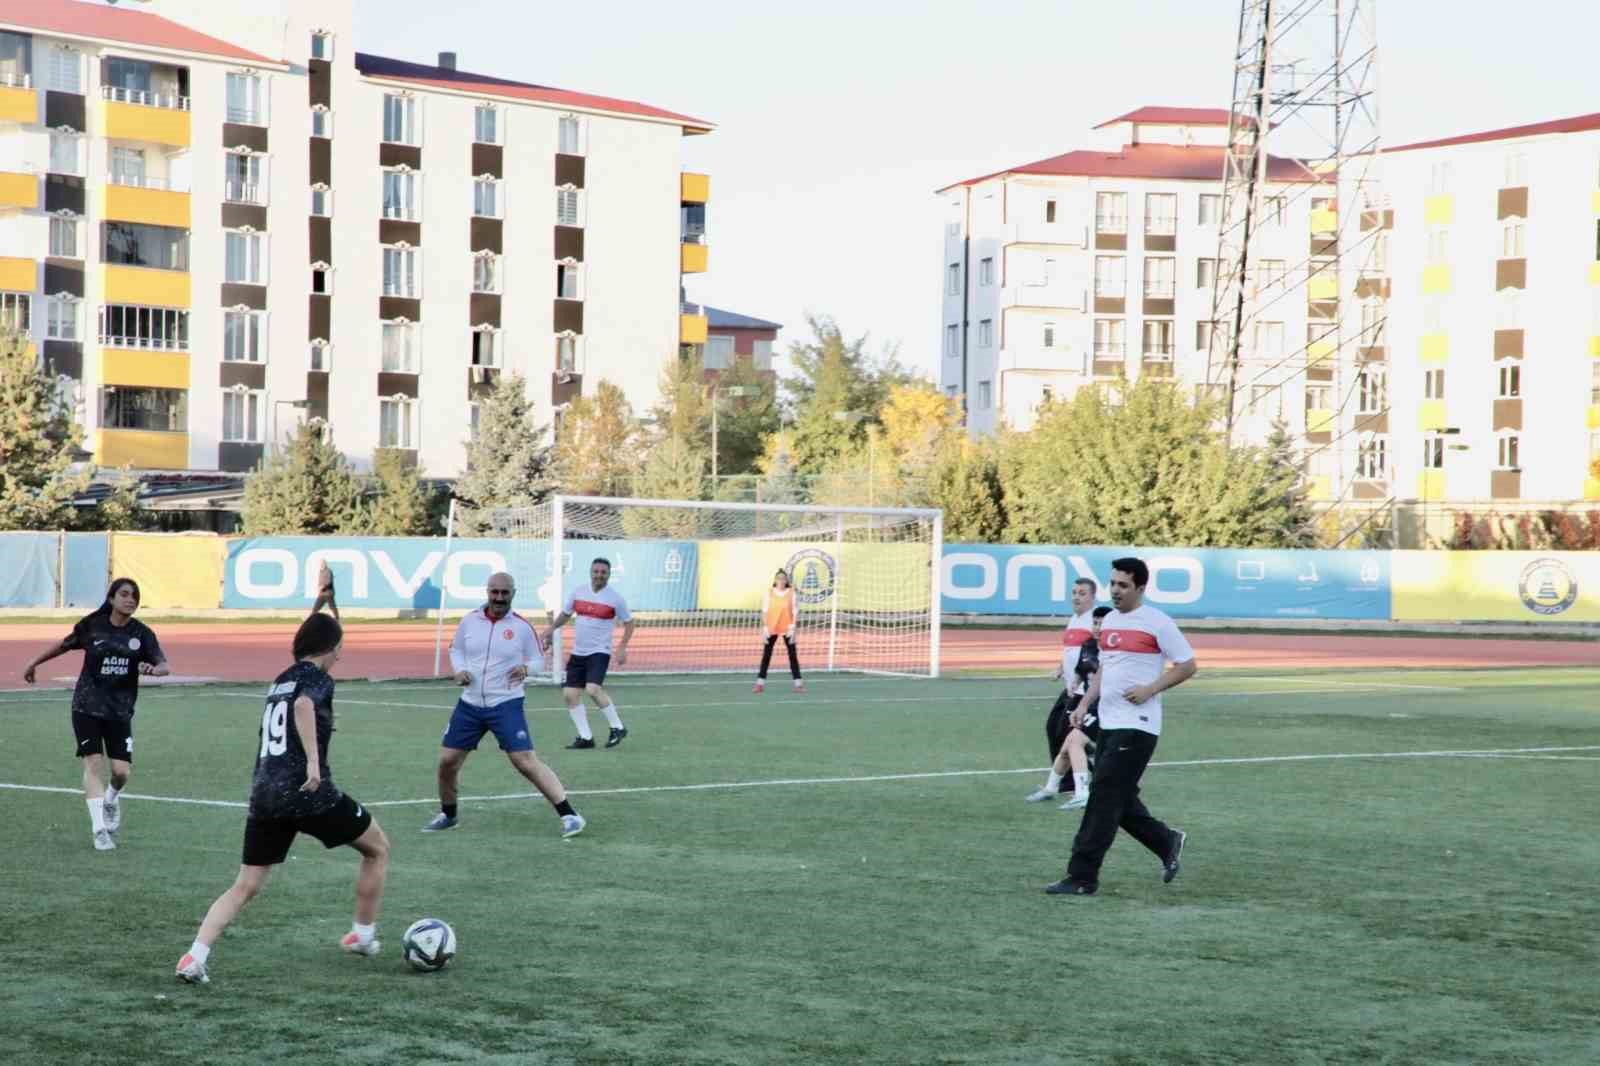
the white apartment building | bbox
[0,0,711,477]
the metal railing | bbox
[99,332,189,352]
[102,85,190,111]
[224,179,263,204]
[0,71,31,89]
[1093,342,1125,358]
[1095,214,1127,233]
[108,172,185,192]
[226,106,262,125]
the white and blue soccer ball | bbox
[401,918,457,972]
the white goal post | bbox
[432,495,943,680]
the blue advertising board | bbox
[223,537,699,613]
[939,545,1389,620]
[0,532,58,608]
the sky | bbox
[355,0,1600,381]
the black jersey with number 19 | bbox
[248,661,342,818]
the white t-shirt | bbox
[563,583,632,657]
[1095,603,1195,736]
[1059,611,1095,691]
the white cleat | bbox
[1058,792,1089,811]
[339,932,381,957]
[175,954,209,985]
[1023,788,1059,803]
[93,829,116,851]
[561,813,587,839]
[752,680,765,694]
[102,797,121,834]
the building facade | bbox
[0,0,711,477]
[700,305,780,379]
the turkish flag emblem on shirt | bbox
[503,629,515,640]
[574,600,617,619]
[1101,629,1160,654]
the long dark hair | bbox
[772,569,791,589]
[99,577,141,616]
[293,612,343,660]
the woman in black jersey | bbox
[176,611,390,986]
[22,578,169,851]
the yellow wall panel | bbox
[0,171,38,209]
[1309,207,1337,234]
[680,313,708,344]
[1421,264,1452,294]
[1591,336,1600,357]
[104,265,190,308]
[1419,333,1448,362]
[1423,195,1454,225]
[1417,399,1447,431]
[1588,405,1600,430]
[680,172,710,204]
[1305,475,1332,501]
[0,85,36,123]
[697,540,930,613]
[680,242,708,273]
[1590,262,1600,287]
[1307,275,1339,301]
[102,185,190,228]
[96,429,189,470]
[101,349,190,389]
[108,533,222,609]
[1416,469,1445,500]
[1586,477,1600,501]
[1392,551,1600,622]
[0,255,34,291]
[1306,409,1335,434]
[101,99,191,148]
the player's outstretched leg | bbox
[564,685,595,749]
[422,748,469,831]
[506,750,585,838]
[589,683,627,747]
[176,865,273,984]
[1057,731,1092,810]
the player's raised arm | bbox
[21,637,72,684]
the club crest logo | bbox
[1518,557,1577,616]
[786,548,837,606]
[127,638,141,651]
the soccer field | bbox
[2,667,1598,1065]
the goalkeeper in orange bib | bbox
[753,569,804,694]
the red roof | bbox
[1093,107,1239,129]
[1385,110,1600,154]
[0,0,278,66]
[938,143,1319,192]
[355,53,712,132]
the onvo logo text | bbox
[941,552,1203,606]
[233,548,508,602]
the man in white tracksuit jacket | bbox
[420,572,586,839]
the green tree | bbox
[240,424,364,534]
[552,380,639,496]
[927,440,1007,543]
[73,472,151,532]
[710,357,780,478]
[782,314,915,474]
[1262,419,1318,547]
[455,372,552,532]
[1000,378,1314,547]
[362,449,437,535]
[0,328,92,529]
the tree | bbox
[0,327,92,529]
[363,449,437,535]
[552,380,639,496]
[240,424,364,535]
[1261,419,1318,548]
[926,440,1007,543]
[1000,378,1318,548]
[73,472,151,532]
[877,382,963,503]
[782,314,916,475]
[455,372,552,532]
[709,357,781,478]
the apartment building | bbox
[0,0,711,477]
[700,306,780,378]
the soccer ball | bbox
[401,918,456,972]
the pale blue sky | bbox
[357,0,1600,380]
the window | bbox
[1198,194,1221,225]
[224,152,265,204]
[225,231,266,284]
[225,72,265,125]
[101,387,187,432]
[1504,151,1527,187]
[1253,320,1284,357]
[310,185,332,217]
[1042,322,1055,349]
[555,334,576,372]
[1263,196,1286,226]
[946,263,960,296]
[556,187,581,226]
[382,94,418,144]
[465,327,499,369]
[1357,366,1386,413]
[1144,193,1177,235]
[1370,232,1390,272]
[1360,301,1384,343]
[0,30,28,86]
[310,106,332,138]
[473,253,501,294]
[1429,161,1452,194]
[1497,291,1521,330]
[104,222,188,270]
[379,397,417,449]
[222,390,262,443]
[1305,383,1332,414]
[382,169,419,220]
[1044,199,1057,224]
[49,132,81,176]
[49,216,81,258]
[1423,297,1445,335]
[1421,435,1445,473]
[311,264,332,294]
[1357,435,1388,479]
[381,320,419,373]
[1593,360,1600,405]
[473,178,500,218]
[1197,320,1230,353]
[310,32,333,61]
[223,310,264,362]
[944,323,959,357]
[1249,384,1282,421]
[979,257,994,286]
[1093,256,1124,297]
[45,296,77,341]
[1258,259,1286,288]
[1095,192,1127,233]
[382,247,419,298]
[978,319,993,347]
[1196,258,1217,290]
[704,334,736,370]
[1142,257,1175,298]
[46,47,80,94]
[1497,434,1520,470]
[1423,367,1445,400]
[557,262,581,300]
[1497,362,1521,398]
[474,105,498,145]
[1501,220,1524,258]
[99,305,188,350]
[1094,318,1124,357]
[1142,320,1174,359]
[309,340,331,372]
[753,339,774,371]
[977,380,992,409]
[558,115,582,155]
[0,291,29,335]
[108,146,146,187]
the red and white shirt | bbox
[1095,604,1195,736]
[563,583,632,657]
[449,607,544,708]
[1059,611,1095,692]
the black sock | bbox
[442,803,458,819]
[554,800,575,817]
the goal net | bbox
[434,495,943,680]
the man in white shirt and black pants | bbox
[1047,557,1197,896]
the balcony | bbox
[680,304,708,344]
[1004,218,1087,247]
[100,86,191,149]
[1586,476,1600,502]
[680,241,708,273]
[224,179,266,206]
[1002,280,1086,312]
[1589,262,1600,287]
[1306,408,1335,434]
[1309,206,1338,234]
[1422,195,1453,225]
[94,428,188,470]
[0,170,38,209]
[102,176,190,228]
[104,265,191,308]
[1417,469,1445,500]
[1587,405,1600,431]
[101,348,190,390]
[1419,333,1448,363]
[1422,264,1452,294]
[0,73,35,123]
[0,255,33,290]
[1307,334,1336,365]
[1417,400,1447,431]
[1591,335,1600,358]
[1307,274,1339,302]
[680,172,709,204]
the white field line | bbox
[3,744,1597,811]
[1264,677,1465,692]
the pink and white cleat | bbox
[752,680,765,694]
[340,932,381,957]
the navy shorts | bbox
[564,653,611,689]
[441,697,534,753]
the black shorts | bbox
[241,793,373,867]
[1074,702,1103,743]
[72,712,133,763]
[564,652,611,689]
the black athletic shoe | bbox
[1163,829,1186,883]
[1044,879,1097,895]
[566,736,596,750]
[605,727,628,748]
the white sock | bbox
[351,922,376,942]
[87,797,106,832]
[187,940,210,965]
[1045,771,1062,793]
[105,784,121,804]
[600,703,624,730]
[1073,772,1089,793]
[568,706,592,740]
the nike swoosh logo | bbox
[355,804,364,817]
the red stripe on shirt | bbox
[573,600,617,620]
[1099,628,1161,654]
[1061,628,1093,647]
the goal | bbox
[433,495,943,680]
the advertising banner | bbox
[110,533,226,609]
[1391,550,1600,622]
[63,533,110,608]
[697,540,932,613]
[0,533,59,608]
